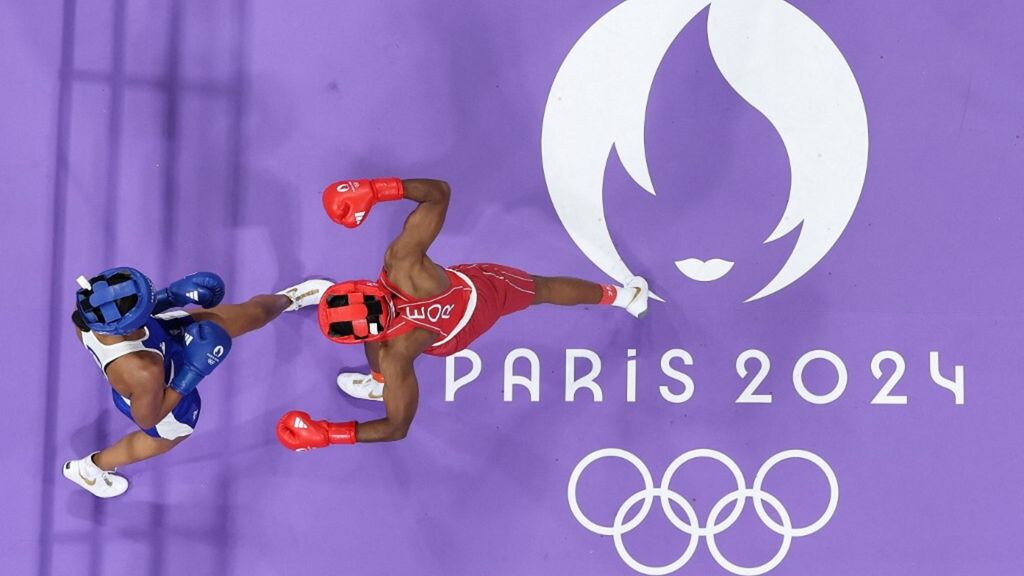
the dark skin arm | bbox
[355,329,434,442]
[363,340,382,374]
[106,351,180,429]
[77,328,181,429]
[383,179,452,297]
[357,178,452,441]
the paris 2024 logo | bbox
[542,0,869,302]
[442,0,959,407]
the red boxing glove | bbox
[276,410,357,451]
[322,177,404,228]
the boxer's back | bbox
[378,266,476,348]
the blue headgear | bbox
[74,267,155,334]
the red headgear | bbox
[318,281,394,344]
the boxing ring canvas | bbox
[3,0,1022,574]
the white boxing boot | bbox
[337,371,385,402]
[621,276,650,318]
[278,279,334,312]
[62,452,129,498]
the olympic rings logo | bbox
[568,448,839,575]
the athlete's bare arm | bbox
[383,179,451,298]
[359,179,452,404]
[75,328,183,429]
[354,328,435,442]
[105,352,181,429]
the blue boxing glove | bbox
[168,320,232,396]
[154,272,225,313]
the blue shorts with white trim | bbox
[111,388,202,440]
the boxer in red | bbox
[276,178,649,449]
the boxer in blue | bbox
[62,267,330,498]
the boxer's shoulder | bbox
[105,349,165,397]
[79,311,193,388]
[381,326,436,359]
[382,257,450,299]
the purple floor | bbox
[3,1,1023,575]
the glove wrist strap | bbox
[152,288,176,314]
[168,367,202,396]
[327,421,358,445]
[370,177,404,202]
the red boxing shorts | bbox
[424,263,535,357]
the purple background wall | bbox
[1,1,1021,575]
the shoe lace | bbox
[97,469,117,487]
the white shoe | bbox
[278,279,334,311]
[336,371,385,402]
[624,276,650,319]
[62,453,129,498]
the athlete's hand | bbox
[322,178,404,229]
[276,411,357,450]
[156,272,226,311]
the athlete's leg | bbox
[63,430,189,497]
[190,278,332,338]
[93,431,188,470]
[531,276,603,306]
[531,274,649,318]
[191,294,290,338]
[63,385,203,497]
